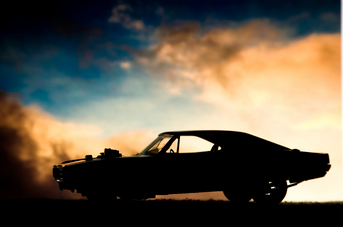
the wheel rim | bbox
[252,180,287,205]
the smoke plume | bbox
[0,90,153,199]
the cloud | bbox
[108,4,145,31]
[296,111,341,130]
[0,90,153,199]
[133,20,342,201]
[136,20,291,93]
[319,12,340,22]
[137,20,340,131]
[120,61,132,69]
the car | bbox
[53,130,331,204]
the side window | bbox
[179,136,214,153]
[166,138,178,153]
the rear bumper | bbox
[289,163,331,183]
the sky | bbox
[0,0,341,201]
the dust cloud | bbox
[0,90,153,199]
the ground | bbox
[3,199,342,225]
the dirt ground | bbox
[3,199,342,225]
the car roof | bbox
[159,130,290,151]
[159,130,246,136]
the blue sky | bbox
[1,0,340,135]
[1,2,339,100]
[0,0,341,201]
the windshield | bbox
[140,136,172,154]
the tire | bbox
[223,189,252,203]
[252,179,287,205]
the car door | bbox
[153,137,182,194]
[157,136,219,194]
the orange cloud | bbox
[137,20,340,132]
[137,20,342,201]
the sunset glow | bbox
[0,0,341,201]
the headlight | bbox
[53,164,64,182]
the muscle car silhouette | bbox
[53,130,331,204]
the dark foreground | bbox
[3,199,343,225]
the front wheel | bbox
[252,179,287,205]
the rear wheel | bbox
[252,179,287,205]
